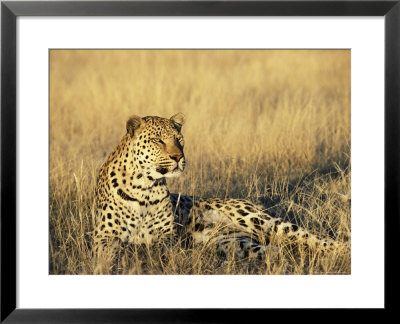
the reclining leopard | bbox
[92,113,343,269]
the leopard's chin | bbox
[164,167,184,178]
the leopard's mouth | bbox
[168,167,184,178]
[155,156,185,177]
[156,163,185,178]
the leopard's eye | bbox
[151,138,165,145]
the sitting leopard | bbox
[92,113,343,269]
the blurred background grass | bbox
[49,50,350,274]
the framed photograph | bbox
[1,0,398,321]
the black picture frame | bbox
[1,0,399,322]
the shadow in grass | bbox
[257,162,350,241]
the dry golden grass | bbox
[49,49,351,275]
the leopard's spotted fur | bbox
[93,113,342,267]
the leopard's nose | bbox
[170,154,183,162]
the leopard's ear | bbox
[170,113,185,128]
[126,115,142,136]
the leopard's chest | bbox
[115,188,174,244]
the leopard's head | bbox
[126,113,186,179]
